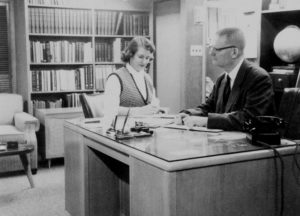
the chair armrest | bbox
[14,112,40,132]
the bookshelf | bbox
[15,0,153,114]
[260,0,300,107]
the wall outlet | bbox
[190,45,202,56]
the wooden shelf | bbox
[29,33,93,37]
[28,4,93,10]
[28,4,150,12]
[31,90,96,94]
[94,35,150,38]
[30,62,94,65]
[95,62,123,65]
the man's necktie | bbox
[223,75,231,107]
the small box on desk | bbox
[7,141,19,150]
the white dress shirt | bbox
[227,58,244,89]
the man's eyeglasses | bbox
[209,45,236,52]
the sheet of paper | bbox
[163,124,223,133]
[132,114,176,119]
[133,117,175,128]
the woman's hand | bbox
[133,104,161,115]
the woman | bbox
[104,36,161,119]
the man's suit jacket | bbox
[184,60,275,131]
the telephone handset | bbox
[255,116,285,130]
[244,115,286,146]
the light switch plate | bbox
[190,45,202,56]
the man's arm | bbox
[208,74,275,130]
[181,83,218,116]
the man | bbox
[179,27,275,131]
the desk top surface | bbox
[66,118,296,163]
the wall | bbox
[154,0,204,112]
[155,0,183,113]
[205,0,261,83]
[182,0,204,108]
[14,0,29,110]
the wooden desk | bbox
[64,119,300,216]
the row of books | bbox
[95,11,150,36]
[32,98,63,110]
[95,40,114,62]
[65,93,81,107]
[95,11,123,35]
[123,13,149,36]
[30,40,93,63]
[31,64,117,93]
[29,7,93,34]
[95,38,131,62]
[28,7,150,36]
[94,65,116,91]
[31,66,94,92]
[32,93,81,110]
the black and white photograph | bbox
[0,0,299,215]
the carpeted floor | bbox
[0,165,70,216]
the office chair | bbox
[278,88,300,140]
[79,93,105,118]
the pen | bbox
[85,120,101,124]
[159,115,175,119]
[122,108,130,134]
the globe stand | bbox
[296,67,300,87]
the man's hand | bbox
[183,116,208,128]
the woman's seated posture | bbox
[103,36,161,127]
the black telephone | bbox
[244,116,286,146]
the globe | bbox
[273,25,300,63]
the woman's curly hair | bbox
[121,36,155,63]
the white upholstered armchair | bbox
[0,94,39,173]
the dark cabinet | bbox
[259,2,300,107]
